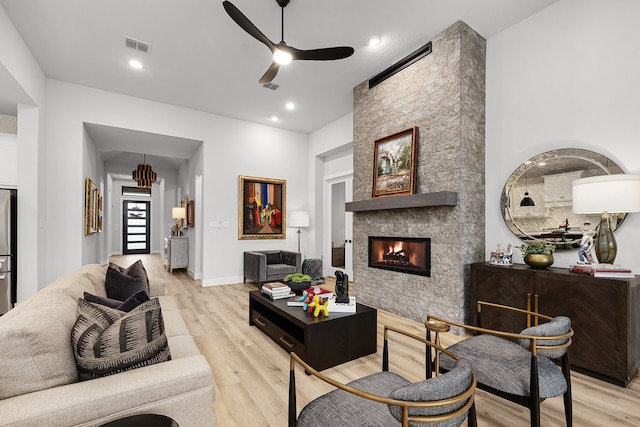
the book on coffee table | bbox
[327,296,356,313]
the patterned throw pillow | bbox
[105,259,150,301]
[71,298,171,381]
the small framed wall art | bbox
[371,126,418,198]
[181,197,195,228]
[238,175,286,240]
[85,177,100,235]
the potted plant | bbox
[283,273,313,293]
[520,240,555,269]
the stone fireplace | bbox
[368,236,431,277]
[350,21,486,326]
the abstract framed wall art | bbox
[371,127,418,198]
[238,175,286,240]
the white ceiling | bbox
[1,0,557,167]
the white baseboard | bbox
[202,276,244,287]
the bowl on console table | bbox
[283,273,313,293]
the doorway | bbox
[324,174,353,278]
[122,200,151,255]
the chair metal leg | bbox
[530,355,540,427]
[382,336,389,371]
[288,362,297,427]
[562,353,573,426]
[468,401,478,427]
[425,329,433,379]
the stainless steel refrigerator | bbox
[0,189,17,315]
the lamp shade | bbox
[572,174,640,214]
[289,211,310,228]
[172,207,186,219]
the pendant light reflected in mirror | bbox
[520,171,535,207]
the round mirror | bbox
[501,148,626,250]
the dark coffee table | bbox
[100,414,178,427]
[249,290,377,371]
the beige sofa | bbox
[0,264,216,427]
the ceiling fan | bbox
[222,0,355,85]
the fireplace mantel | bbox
[345,191,457,212]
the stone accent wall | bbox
[0,115,17,135]
[352,21,486,326]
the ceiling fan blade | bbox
[291,46,355,61]
[223,1,274,50]
[258,62,280,85]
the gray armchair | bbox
[244,250,302,285]
[426,301,574,427]
[289,325,476,426]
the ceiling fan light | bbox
[273,49,292,65]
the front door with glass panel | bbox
[123,200,151,254]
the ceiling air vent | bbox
[262,82,279,90]
[124,36,152,54]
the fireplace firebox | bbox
[368,236,431,276]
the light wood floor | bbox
[113,254,640,426]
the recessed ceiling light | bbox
[367,35,382,47]
[129,59,143,69]
[270,116,279,122]
[285,102,295,110]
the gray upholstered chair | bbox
[288,325,476,427]
[243,250,301,285]
[426,301,574,427]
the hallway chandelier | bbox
[132,154,157,189]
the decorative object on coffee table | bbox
[283,273,312,293]
[334,270,349,303]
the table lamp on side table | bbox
[172,207,186,237]
[572,174,640,264]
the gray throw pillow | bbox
[71,298,171,380]
[105,259,150,301]
[83,290,150,312]
[265,251,282,265]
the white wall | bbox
[0,134,17,187]
[81,126,105,265]
[308,113,354,258]
[1,4,47,301]
[486,0,640,271]
[42,79,310,287]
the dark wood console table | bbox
[249,291,377,371]
[470,262,640,386]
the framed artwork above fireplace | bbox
[371,127,418,198]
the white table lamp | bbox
[572,174,640,263]
[172,207,186,236]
